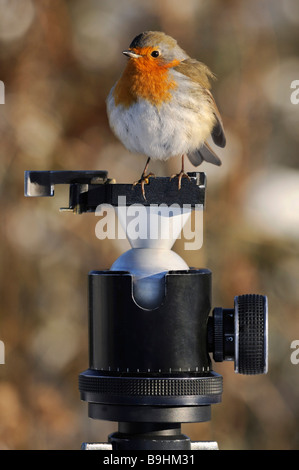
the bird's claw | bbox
[170,171,191,190]
[133,173,156,200]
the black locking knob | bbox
[209,294,268,375]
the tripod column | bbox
[89,269,212,374]
[79,268,223,428]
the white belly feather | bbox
[106,74,215,161]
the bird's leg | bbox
[133,157,155,199]
[170,155,191,190]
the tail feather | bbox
[187,142,222,167]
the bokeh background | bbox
[0,0,298,450]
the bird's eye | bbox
[151,50,160,58]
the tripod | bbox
[25,170,268,451]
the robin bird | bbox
[106,31,226,198]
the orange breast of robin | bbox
[113,47,180,108]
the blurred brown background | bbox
[0,0,298,450]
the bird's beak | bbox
[123,50,142,59]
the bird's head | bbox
[122,31,188,70]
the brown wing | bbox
[174,59,216,89]
[174,59,226,149]
[205,89,226,148]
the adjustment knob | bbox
[234,294,268,375]
[209,294,268,375]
